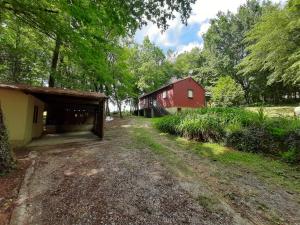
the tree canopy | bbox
[212,76,245,107]
[0,0,299,113]
[239,0,300,87]
[0,0,196,87]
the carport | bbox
[0,84,106,145]
[26,86,106,139]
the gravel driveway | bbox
[9,118,299,225]
[10,119,234,225]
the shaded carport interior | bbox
[2,84,106,139]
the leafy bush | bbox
[154,114,182,134]
[176,114,225,142]
[226,125,277,154]
[0,106,14,174]
[212,76,245,107]
[154,107,300,164]
[282,129,300,163]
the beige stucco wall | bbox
[0,89,45,147]
[27,95,45,139]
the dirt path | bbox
[9,118,300,225]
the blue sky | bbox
[135,0,285,55]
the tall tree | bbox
[1,0,197,87]
[107,47,134,118]
[173,48,218,88]
[238,0,300,89]
[0,15,51,84]
[129,37,173,94]
[204,0,274,102]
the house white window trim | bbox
[162,90,167,99]
[188,89,194,98]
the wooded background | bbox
[0,0,299,115]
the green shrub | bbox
[282,130,300,163]
[211,76,245,107]
[226,125,277,154]
[0,106,14,174]
[154,107,300,164]
[176,114,225,142]
[281,148,299,164]
[154,114,182,134]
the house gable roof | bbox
[139,77,205,99]
[0,83,106,100]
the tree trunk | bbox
[105,99,110,116]
[117,101,123,118]
[112,84,123,118]
[49,37,61,87]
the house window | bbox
[162,90,167,99]
[33,106,38,123]
[188,89,194,98]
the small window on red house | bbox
[188,89,194,98]
[162,90,167,99]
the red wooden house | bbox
[139,77,206,117]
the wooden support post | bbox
[95,99,105,139]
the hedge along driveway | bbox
[154,107,300,163]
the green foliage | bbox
[281,148,300,164]
[0,16,51,84]
[0,0,195,90]
[107,46,135,117]
[176,140,300,193]
[177,114,225,142]
[0,106,14,174]
[282,129,300,163]
[212,76,245,106]
[239,0,300,87]
[201,0,299,104]
[226,125,277,154]
[173,48,218,89]
[0,0,198,116]
[154,107,300,163]
[153,114,182,135]
[129,37,173,94]
[204,0,272,101]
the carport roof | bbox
[0,83,106,100]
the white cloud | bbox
[188,0,248,25]
[176,42,203,55]
[192,0,284,37]
[135,12,184,47]
[136,0,248,49]
[135,0,286,51]
[197,22,211,37]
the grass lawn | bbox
[174,138,300,193]
[245,106,296,117]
